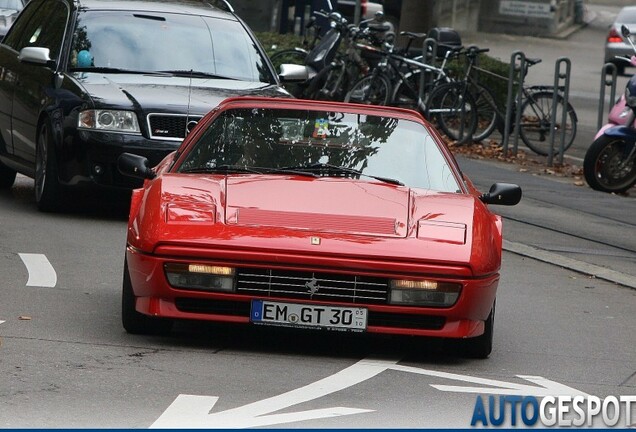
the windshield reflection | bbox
[178,108,461,193]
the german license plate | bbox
[250,300,367,332]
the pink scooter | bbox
[584,26,636,193]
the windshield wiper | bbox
[180,165,316,177]
[159,70,238,80]
[281,162,404,186]
[70,66,172,76]
[180,165,263,174]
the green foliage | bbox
[256,32,305,57]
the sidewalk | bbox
[456,154,636,289]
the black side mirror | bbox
[117,152,155,180]
[479,183,522,206]
[622,24,630,38]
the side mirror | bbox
[279,63,310,83]
[18,47,55,68]
[622,24,630,38]
[117,152,156,180]
[479,183,522,206]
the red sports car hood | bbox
[130,174,502,275]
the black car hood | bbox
[72,73,291,115]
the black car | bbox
[0,0,291,211]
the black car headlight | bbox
[78,109,141,133]
[389,279,461,307]
[164,263,235,292]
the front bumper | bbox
[126,246,499,339]
[58,129,179,190]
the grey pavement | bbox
[456,154,636,289]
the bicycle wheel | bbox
[469,83,500,142]
[303,63,343,101]
[518,91,577,156]
[426,82,477,144]
[344,74,391,106]
[392,69,441,112]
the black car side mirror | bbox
[622,24,631,38]
[117,152,156,180]
[479,183,522,206]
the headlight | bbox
[78,109,141,133]
[389,279,461,307]
[164,263,235,292]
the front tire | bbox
[583,135,636,193]
[456,302,495,359]
[35,120,62,212]
[122,257,173,335]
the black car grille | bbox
[236,268,389,304]
[147,114,202,140]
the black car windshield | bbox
[69,10,274,83]
[177,108,462,193]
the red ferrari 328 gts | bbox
[118,97,521,358]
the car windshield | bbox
[617,8,636,23]
[0,0,21,11]
[69,10,274,83]
[177,107,462,193]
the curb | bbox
[503,240,636,290]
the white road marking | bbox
[154,357,587,428]
[18,253,57,287]
[151,358,394,428]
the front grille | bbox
[175,298,250,316]
[236,268,389,304]
[147,114,202,141]
[369,312,445,330]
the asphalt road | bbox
[0,6,635,426]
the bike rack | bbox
[419,38,438,106]
[502,51,526,155]
[598,63,618,131]
[548,57,571,166]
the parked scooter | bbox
[584,25,636,193]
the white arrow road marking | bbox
[389,365,588,397]
[18,253,57,287]
[154,358,589,428]
[151,357,397,428]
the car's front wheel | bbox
[122,257,173,335]
[35,120,62,212]
[457,301,495,359]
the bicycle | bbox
[436,47,578,155]
[344,32,458,110]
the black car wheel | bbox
[35,120,61,212]
[122,257,173,336]
[0,160,16,189]
[457,301,495,359]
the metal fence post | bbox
[548,57,571,166]
[502,51,526,155]
[419,38,438,109]
[598,63,618,131]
